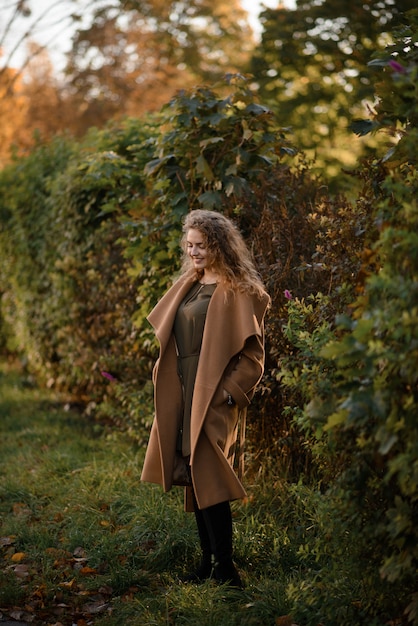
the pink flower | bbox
[388,60,406,74]
[101,371,117,382]
[284,289,293,300]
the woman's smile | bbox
[187,228,208,269]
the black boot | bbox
[183,492,213,583]
[201,501,243,589]
[214,558,242,588]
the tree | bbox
[0,0,105,161]
[0,0,97,90]
[0,66,28,167]
[0,0,255,153]
[62,0,254,129]
[280,10,418,623]
[251,0,417,187]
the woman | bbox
[141,209,270,587]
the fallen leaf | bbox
[79,566,98,576]
[12,563,30,579]
[73,546,87,557]
[276,616,298,626]
[10,609,35,622]
[59,578,78,590]
[82,599,109,614]
[0,535,16,546]
[11,551,26,562]
[45,547,72,558]
[12,502,32,517]
[31,584,47,599]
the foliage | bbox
[0,0,254,155]
[277,11,418,624]
[0,118,157,438]
[120,75,372,469]
[0,73,373,458]
[124,75,297,332]
[0,6,417,619]
[65,0,253,112]
[252,0,416,188]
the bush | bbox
[278,12,418,623]
[0,75,374,455]
[0,120,157,438]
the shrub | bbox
[279,12,418,624]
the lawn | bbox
[0,361,297,626]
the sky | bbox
[243,0,285,34]
[1,0,296,73]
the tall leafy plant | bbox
[282,11,418,624]
[124,74,297,338]
[0,118,155,403]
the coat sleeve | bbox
[223,327,265,409]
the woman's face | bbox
[186,228,210,271]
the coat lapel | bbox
[147,272,195,351]
[190,288,265,457]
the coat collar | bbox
[147,272,195,351]
[147,271,268,357]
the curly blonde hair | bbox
[181,210,267,299]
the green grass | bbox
[0,361,409,626]
[0,362,294,625]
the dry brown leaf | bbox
[73,546,86,556]
[9,609,35,622]
[59,578,78,589]
[45,547,72,558]
[0,535,16,546]
[82,599,109,614]
[79,566,98,576]
[276,616,298,626]
[12,502,32,517]
[12,563,30,579]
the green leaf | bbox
[195,155,214,180]
[245,103,271,115]
[144,155,174,176]
[349,119,380,137]
[324,410,348,431]
[199,137,224,148]
[367,58,390,67]
[197,191,222,209]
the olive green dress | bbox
[173,281,217,457]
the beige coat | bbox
[140,271,269,510]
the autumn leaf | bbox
[11,563,30,579]
[276,616,299,626]
[59,578,78,590]
[82,598,109,614]
[11,551,26,562]
[12,502,32,517]
[9,609,35,623]
[79,566,98,576]
[0,535,16,546]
